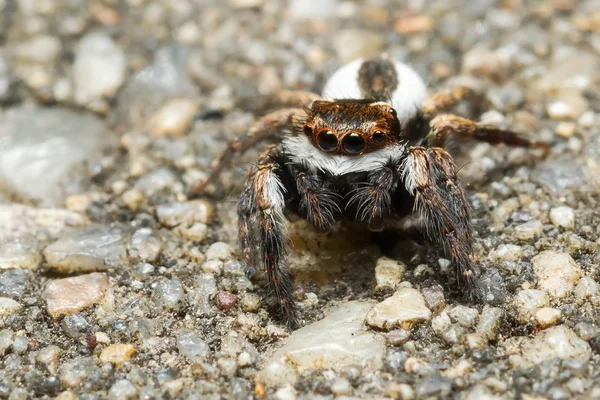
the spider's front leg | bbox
[238,145,298,328]
[348,164,398,232]
[295,172,341,231]
[402,146,479,288]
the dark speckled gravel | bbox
[0,0,599,399]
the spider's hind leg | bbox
[402,146,479,289]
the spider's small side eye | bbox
[303,125,312,136]
[342,133,365,155]
[372,130,385,144]
[389,107,397,117]
[317,130,338,152]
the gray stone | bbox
[513,289,549,323]
[109,379,138,400]
[0,297,22,316]
[0,204,89,240]
[177,329,210,363]
[156,200,214,227]
[135,168,179,196]
[37,345,61,374]
[59,357,99,388]
[187,273,217,316]
[62,314,91,338]
[0,236,41,270]
[514,220,543,240]
[128,228,162,262]
[44,225,127,273]
[260,302,385,386]
[532,159,585,193]
[448,305,479,328]
[573,276,599,300]
[0,269,33,299]
[155,279,184,310]
[476,306,503,341]
[522,326,591,364]
[74,32,126,106]
[474,268,508,305]
[0,106,104,206]
[0,329,13,355]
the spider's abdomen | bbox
[321,57,428,127]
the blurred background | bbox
[0,0,598,207]
[0,1,599,399]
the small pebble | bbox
[522,326,591,364]
[514,220,543,240]
[535,307,561,327]
[448,305,479,328]
[366,287,432,330]
[549,206,575,229]
[555,122,577,138]
[99,344,136,367]
[148,98,198,137]
[513,289,549,323]
[240,293,261,312]
[65,194,91,212]
[122,188,144,211]
[37,345,61,374]
[205,242,233,261]
[532,251,581,299]
[573,276,599,300]
[421,285,445,313]
[216,292,237,310]
[431,312,451,333]
[177,329,210,363]
[0,236,42,270]
[0,297,22,316]
[331,377,353,395]
[109,379,138,399]
[465,333,486,349]
[386,329,411,346]
[476,306,503,341]
[374,256,405,292]
[156,200,214,227]
[42,273,109,318]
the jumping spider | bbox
[191,55,548,329]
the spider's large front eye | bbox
[372,130,386,144]
[342,133,365,155]
[317,130,338,152]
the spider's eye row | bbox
[372,130,385,144]
[317,130,338,152]
[342,133,365,155]
[303,125,312,136]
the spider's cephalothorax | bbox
[191,54,549,329]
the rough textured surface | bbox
[260,302,385,385]
[42,273,109,318]
[0,1,599,399]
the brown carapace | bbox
[190,55,550,329]
[303,100,401,156]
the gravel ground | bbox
[1,0,599,399]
